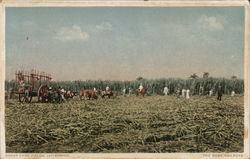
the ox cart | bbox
[11,70,52,103]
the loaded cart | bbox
[11,70,52,103]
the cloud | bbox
[54,25,89,41]
[95,22,113,31]
[197,15,224,31]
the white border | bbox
[1,1,249,159]
[1,1,250,7]
[0,2,6,159]
[244,3,250,157]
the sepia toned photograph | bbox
[2,2,249,158]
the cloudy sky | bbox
[6,7,244,81]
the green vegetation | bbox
[5,77,244,96]
[6,95,244,153]
[51,78,243,95]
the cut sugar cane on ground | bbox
[5,95,243,153]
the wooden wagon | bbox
[11,70,52,103]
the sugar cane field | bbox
[5,90,244,153]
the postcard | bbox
[0,0,249,159]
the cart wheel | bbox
[38,85,49,102]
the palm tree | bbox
[136,77,144,81]
[231,75,237,79]
[190,73,198,79]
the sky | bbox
[5,7,244,81]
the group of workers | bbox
[162,85,236,101]
[48,86,66,102]
[48,83,237,102]
[175,88,190,99]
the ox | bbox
[136,88,148,97]
[101,90,116,98]
[64,90,75,99]
[79,90,98,100]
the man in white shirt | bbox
[186,89,190,99]
[209,90,213,96]
[231,91,235,96]
[139,83,143,91]
[163,86,169,96]
[128,88,132,96]
[122,88,126,96]
[59,87,65,101]
[182,89,186,98]
[106,86,109,91]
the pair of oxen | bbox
[79,88,148,100]
[79,90,115,100]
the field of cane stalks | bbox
[5,95,244,153]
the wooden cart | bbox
[11,70,52,103]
